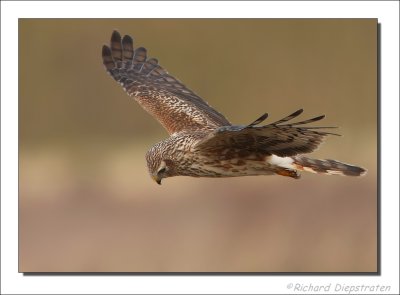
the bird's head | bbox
[145,144,176,185]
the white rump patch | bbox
[268,155,294,169]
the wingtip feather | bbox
[111,30,121,42]
[102,45,115,70]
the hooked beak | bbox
[152,175,162,185]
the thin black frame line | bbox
[376,21,381,276]
[23,271,378,276]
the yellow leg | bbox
[275,167,300,179]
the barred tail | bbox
[292,156,366,177]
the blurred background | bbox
[19,19,377,272]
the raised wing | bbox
[102,31,231,134]
[194,109,339,157]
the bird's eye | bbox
[157,167,166,174]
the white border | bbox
[1,1,399,294]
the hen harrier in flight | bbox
[102,31,366,185]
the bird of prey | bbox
[102,31,366,185]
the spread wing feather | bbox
[194,109,339,157]
[102,31,231,134]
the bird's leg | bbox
[274,167,301,179]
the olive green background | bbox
[19,19,377,272]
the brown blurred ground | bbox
[19,19,377,272]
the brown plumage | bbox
[102,31,366,185]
